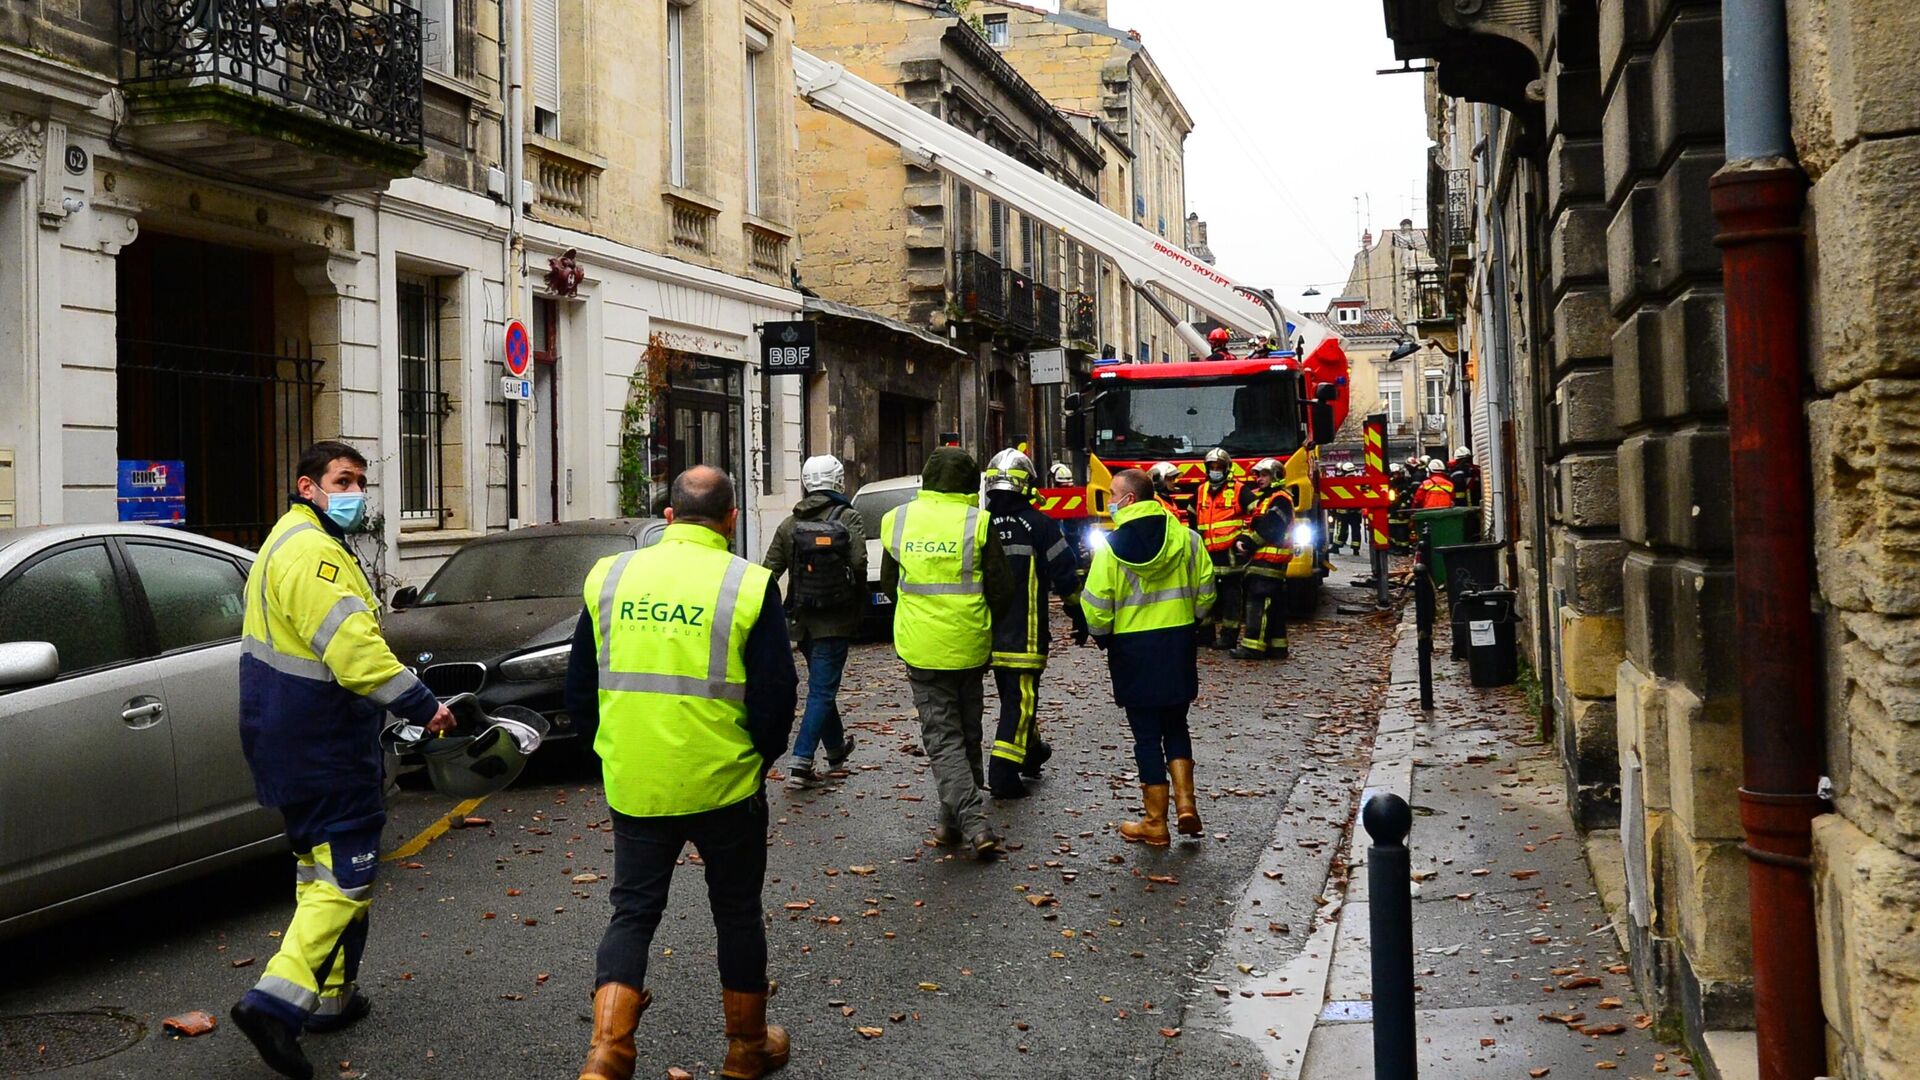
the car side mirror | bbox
[1310,402,1337,447]
[0,641,60,689]
[391,585,419,611]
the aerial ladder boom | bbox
[794,47,1337,361]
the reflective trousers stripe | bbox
[251,975,321,1014]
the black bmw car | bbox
[384,518,667,751]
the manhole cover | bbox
[0,1010,146,1074]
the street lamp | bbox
[1302,286,1322,297]
[1386,339,1420,361]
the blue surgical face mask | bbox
[321,491,367,532]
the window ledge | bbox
[527,132,607,172]
[423,68,495,106]
[662,185,726,216]
[743,213,792,239]
[397,527,486,549]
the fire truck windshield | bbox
[1090,377,1302,461]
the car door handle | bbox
[121,697,167,727]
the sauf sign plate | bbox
[761,321,817,376]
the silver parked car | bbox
[0,524,284,936]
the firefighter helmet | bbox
[1252,457,1284,482]
[984,448,1037,495]
[383,694,546,799]
[1202,447,1233,483]
[1148,461,1180,493]
[1049,461,1073,486]
[1454,445,1472,460]
[1207,327,1231,346]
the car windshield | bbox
[1091,377,1301,459]
[417,534,636,605]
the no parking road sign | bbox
[504,318,532,378]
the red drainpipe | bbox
[1711,164,1826,1080]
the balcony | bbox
[1005,270,1037,336]
[1064,289,1097,350]
[664,190,719,255]
[119,0,427,194]
[528,138,604,226]
[1033,282,1062,346]
[954,249,1008,324]
[1427,163,1471,266]
[745,222,792,285]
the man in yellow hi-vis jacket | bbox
[1082,470,1216,847]
[230,441,451,1080]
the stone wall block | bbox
[1649,10,1723,166]
[1657,426,1733,554]
[1808,135,1920,391]
[1618,659,1672,811]
[1829,0,1920,150]
[1617,433,1656,545]
[1599,0,1661,87]
[1602,55,1657,204]
[1547,135,1608,223]
[1559,606,1627,699]
[1662,680,1744,841]
[1834,610,1920,860]
[1554,285,1616,368]
[1558,532,1628,613]
[1564,694,1624,828]
[1555,367,1622,450]
[1606,183,1659,314]
[1550,204,1612,293]
[1613,306,1662,430]
[1547,61,1605,141]
[1668,554,1739,699]
[1665,833,1754,986]
[1812,813,1920,1080]
[1656,288,1727,418]
[1809,381,1920,616]
[1646,150,1727,298]
[1557,450,1620,528]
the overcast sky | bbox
[1095,1,1431,314]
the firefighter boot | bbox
[1168,759,1203,837]
[1118,784,1171,846]
[1020,738,1052,779]
[1218,627,1240,651]
[579,983,651,1080]
[722,988,791,1079]
[988,756,1029,800]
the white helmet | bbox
[1252,457,1283,482]
[1390,462,1406,475]
[1454,445,1472,459]
[1050,461,1073,486]
[1148,461,1180,491]
[1427,457,1448,472]
[801,455,845,494]
[985,448,1037,495]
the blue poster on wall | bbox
[117,460,187,527]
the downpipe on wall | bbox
[1713,1,1825,1077]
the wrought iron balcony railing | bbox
[1408,265,1449,322]
[120,0,425,148]
[1005,270,1036,335]
[1065,289,1097,348]
[955,249,1008,324]
[1427,161,1471,265]
[1032,282,1062,346]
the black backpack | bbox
[789,505,861,610]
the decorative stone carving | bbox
[0,113,45,164]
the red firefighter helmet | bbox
[1207,328,1231,346]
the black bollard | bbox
[1364,793,1417,1079]
[1413,551,1436,712]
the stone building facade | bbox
[972,0,1196,363]
[0,0,805,586]
[1382,1,1920,1076]
[793,0,1105,478]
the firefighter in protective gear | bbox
[1147,461,1185,520]
[1231,458,1294,661]
[982,449,1087,799]
[1082,470,1216,846]
[1204,327,1234,363]
[1193,447,1249,650]
[1050,461,1074,487]
[568,466,799,1080]
[881,447,1013,858]
[231,441,453,1080]
[1414,459,1457,509]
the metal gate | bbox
[117,338,320,550]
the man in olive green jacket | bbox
[763,455,868,788]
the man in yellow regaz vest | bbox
[230,441,454,1080]
[880,446,1013,859]
[568,466,799,1080]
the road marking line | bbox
[383,795,488,862]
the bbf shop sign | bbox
[760,321,817,375]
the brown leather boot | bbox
[721,987,791,1079]
[578,983,650,1080]
[1118,784,1171,846]
[1168,759,1203,836]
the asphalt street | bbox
[3,570,1398,1080]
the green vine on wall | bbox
[617,334,695,517]
[949,0,988,36]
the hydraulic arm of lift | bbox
[794,48,1335,360]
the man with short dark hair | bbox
[231,441,453,1079]
[569,465,798,1080]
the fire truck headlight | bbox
[1290,522,1316,550]
[1084,527,1109,553]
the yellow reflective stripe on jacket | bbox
[587,523,770,817]
[882,490,993,669]
[241,504,422,703]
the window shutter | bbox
[531,0,560,116]
[990,200,1006,262]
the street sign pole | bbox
[504,319,532,528]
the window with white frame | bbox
[397,277,449,522]
[1424,369,1447,417]
[531,0,560,136]
[667,3,687,186]
[421,0,457,74]
[982,13,1008,45]
[743,24,769,216]
[1380,374,1405,425]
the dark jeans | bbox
[791,637,850,762]
[1125,704,1193,786]
[595,793,770,993]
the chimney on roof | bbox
[1061,0,1109,22]
[1361,229,1372,250]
